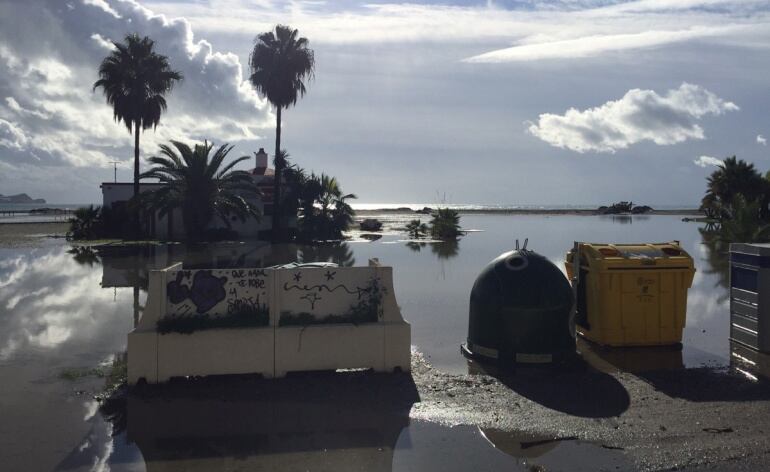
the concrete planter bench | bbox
[128,259,411,385]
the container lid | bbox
[576,242,691,261]
[730,243,770,256]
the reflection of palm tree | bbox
[431,240,460,260]
[719,195,770,243]
[68,246,101,266]
[406,241,426,253]
[699,226,730,301]
[248,25,315,241]
[298,242,355,267]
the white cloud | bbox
[527,83,739,153]
[464,25,743,63]
[758,134,767,145]
[0,0,272,171]
[90,33,116,51]
[0,118,28,150]
[147,0,770,53]
[694,155,724,167]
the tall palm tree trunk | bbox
[271,106,282,242]
[133,123,141,238]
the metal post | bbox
[570,241,580,339]
[109,161,121,182]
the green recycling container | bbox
[463,249,575,364]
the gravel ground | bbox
[407,352,770,472]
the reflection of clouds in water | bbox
[0,247,131,361]
[686,288,728,326]
[56,401,115,472]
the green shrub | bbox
[157,302,269,334]
[430,208,461,240]
[405,219,428,239]
[67,205,103,240]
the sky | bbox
[1,0,769,206]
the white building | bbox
[101,149,292,240]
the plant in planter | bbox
[157,298,269,334]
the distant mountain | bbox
[0,193,46,204]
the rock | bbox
[359,218,383,231]
[631,205,653,214]
[415,207,433,215]
[0,193,46,204]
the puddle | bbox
[58,385,631,472]
[480,429,632,471]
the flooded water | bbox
[0,213,745,470]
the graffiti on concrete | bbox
[167,270,228,314]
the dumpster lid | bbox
[578,242,689,260]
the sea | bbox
[0,202,700,223]
[351,203,699,211]
[0,203,87,223]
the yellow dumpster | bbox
[565,242,695,347]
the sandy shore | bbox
[0,221,69,248]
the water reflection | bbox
[698,226,730,300]
[67,246,100,266]
[96,372,418,471]
[480,429,633,471]
[0,214,762,469]
[91,241,358,292]
[298,241,356,266]
[0,247,133,361]
[405,240,460,260]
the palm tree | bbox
[248,25,315,241]
[94,34,182,205]
[430,208,462,240]
[316,173,356,240]
[67,205,103,240]
[701,156,768,220]
[140,141,261,241]
[406,219,428,239]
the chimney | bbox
[255,148,268,174]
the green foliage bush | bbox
[405,219,428,239]
[430,208,461,240]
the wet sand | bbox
[0,221,68,247]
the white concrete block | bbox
[156,327,274,382]
[127,330,158,384]
[274,323,386,374]
[384,322,412,372]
